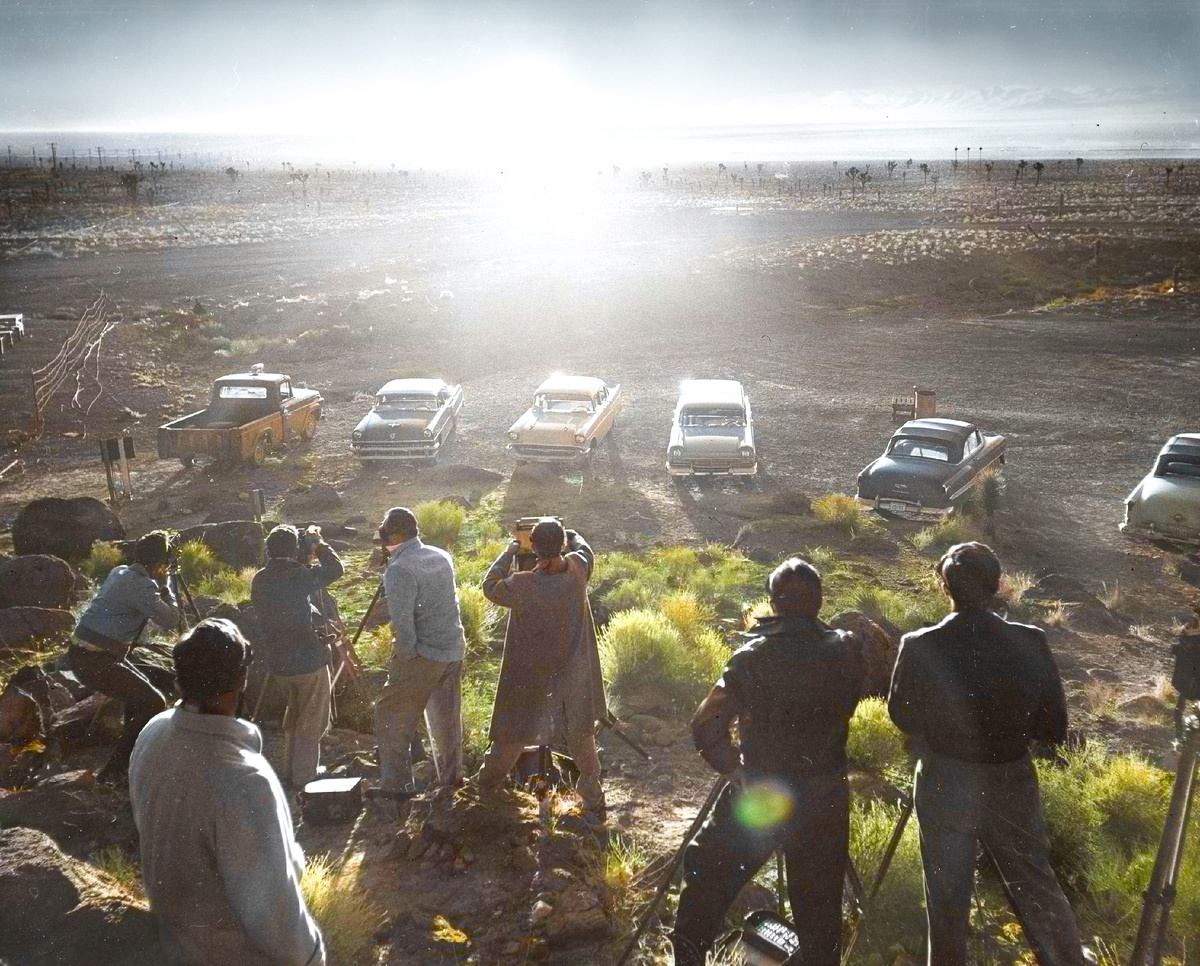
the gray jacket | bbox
[383,537,465,663]
[75,564,180,654]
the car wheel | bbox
[300,411,319,441]
[180,455,195,468]
[249,434,270,467]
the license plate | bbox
[881,501,909,514]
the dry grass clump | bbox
[300,855,386,966]
[843,584,945,633]
[414,500,466,549]
[599,608,727,712]
[1039,601,1072,629]
[87,847,147,906]
[659,590,716,644]
[812,493,874,534]
[997,569,1036,606]
[909,518,967,551]
[457,585,501,655]
[846,697,909,777]
[174,539,254,604]
[81,540,126,583]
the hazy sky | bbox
[2,1,1196,164]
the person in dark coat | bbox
[478,521,608,815]
[671,557,866,966]
[250,525,343,789]
[889,542,1084,966]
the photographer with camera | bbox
[250,525,344,790]
[69,530,181,784]
[297,525,361,683]
[888,542,1084,966]
[478,519,608,820]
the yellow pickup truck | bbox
[158,366,323,467]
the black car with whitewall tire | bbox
[350,378,463,462]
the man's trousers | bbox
[279,666,331,788]
[914,752,1084,966]
[373,654,462,796]
[671,771,849,966]
[68,645,167,778]
[478,728,604,812]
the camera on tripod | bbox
[512,516,564,572]
[1171,631,1200,705]
[298,525,322,559]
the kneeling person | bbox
[672,558,867,966]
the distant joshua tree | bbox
[612,165,620,179]
[858,169,870,192]
[1033,161,1045,185]
[224,166,239,183]
[966,147,971,170]
[1014,160,1027,184]
[953,147,958,173]
[886,160,897,179]
[757,163,764,177]
[1076,157,1084,175]
[985,161,994,181]
[640,171,653,186]
[718,163,726,176]
[905,158,913,169]
[846,166,859,196]
[919,163,930,183]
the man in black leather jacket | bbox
[671,558,866,966]
[889,542,1083,966]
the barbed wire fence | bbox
[28,292,120,439]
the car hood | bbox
[675,426,749,454]
[356,412,433,437]
[858,456,952,501]
[1126,473,1200,531]
[510,409,590,440]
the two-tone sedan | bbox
[1121,433,1200,545]
[856,418,1005,519]
[507,374,621,462]
[666,379,757,476]
[350,378,463,462]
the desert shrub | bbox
[458,584,501,655]
[802,545,840,574]
[849,798,926,956]
[812,493,873,534]
[354,625,392,669]
[847,697,909,777]
[602,577,663,614]
[1091,754,1171,854]
[1036,751,1103,894]
[909,518,966,551]
[193,566,255,605]
[651,546,700,584]
[414,500,466,549]
[177,539,219,585]
[685,552,768,619]
[600,609,725,712]
[82,540,125,583]
[593,551,646,587]
[845,584,945,633]
[659,590,715,644]
[453,537,507,586]
[998,569,1035,606]
[300,855,385,966]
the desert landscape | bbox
[2,152,1200,965]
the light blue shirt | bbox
[383,537,465,663]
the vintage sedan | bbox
[350,378,463,462]
[507,374,620,462]
[1121,434,1200,544]
[856,418,1006,520]
[666,379,757,476]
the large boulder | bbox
[175,521,265,570]
[0,827,159,966]
[0,771,136,851]
[0,554,75,609]
[829,611,900,697]
[0,607,75,651]
[12,497,125,561]
[203,503,255,524]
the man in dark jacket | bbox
[70,530,181,783]
[250,525,343,789]
[888,542,1084,966]
[671,558,866,966]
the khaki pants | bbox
[478,728,604,811]
[373,654,462,796]
[280,666,331,788]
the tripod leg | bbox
[251,674,274,723]
[776,850,787,917]
[841,795,914,966]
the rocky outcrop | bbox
[176,521,265,570]
[0,554,76,609]
[12,497,125,561]
[0,827,158,966]
[829,610,900,696]
[0,607,75,651]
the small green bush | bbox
[177,539,219,585]
[802,545,840,574]
[600,608,725,712]
[193,566,255,605]
[1091,753,1171,853]
[909,518,966,551]
[414,501,466,549]
[82,541,125,583]
[458,584,501,655]
[602,577,662,614]
[461,657,500,771]
[1036,751,1103,894]
[651,546,700,584]
[659,590,715,644]
[812,493,873,534]
[847,697,909,777]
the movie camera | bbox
[512,515,564,572]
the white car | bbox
[666,379,757,476]
[506,374,621,462]
[1121,434,1200,544]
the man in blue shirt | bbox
[373,507,465,836]
[70,530,181,783]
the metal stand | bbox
[1129,698,1200,966]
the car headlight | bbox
[670,446,684,460]
[508,431,519,441]
[423,428,434,439]
[740,446,755,459]
[352,430,363,440]
[575,433,587,444]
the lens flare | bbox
[733,780,794,831]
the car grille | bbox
[511,443,580,459]
[683,457,753,471]
[354,440,435,453]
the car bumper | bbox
[352,440,440,461]
[1119,519,1200,546]
[667,460,758,477]
[857,495,951,521]
[508,443,588,462]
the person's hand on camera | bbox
[506,539,521,556]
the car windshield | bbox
[536,395,594,413]
[888,437,953,461]
[377,395,438,411]
[682,407,745,427]
[218,385,268,399]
